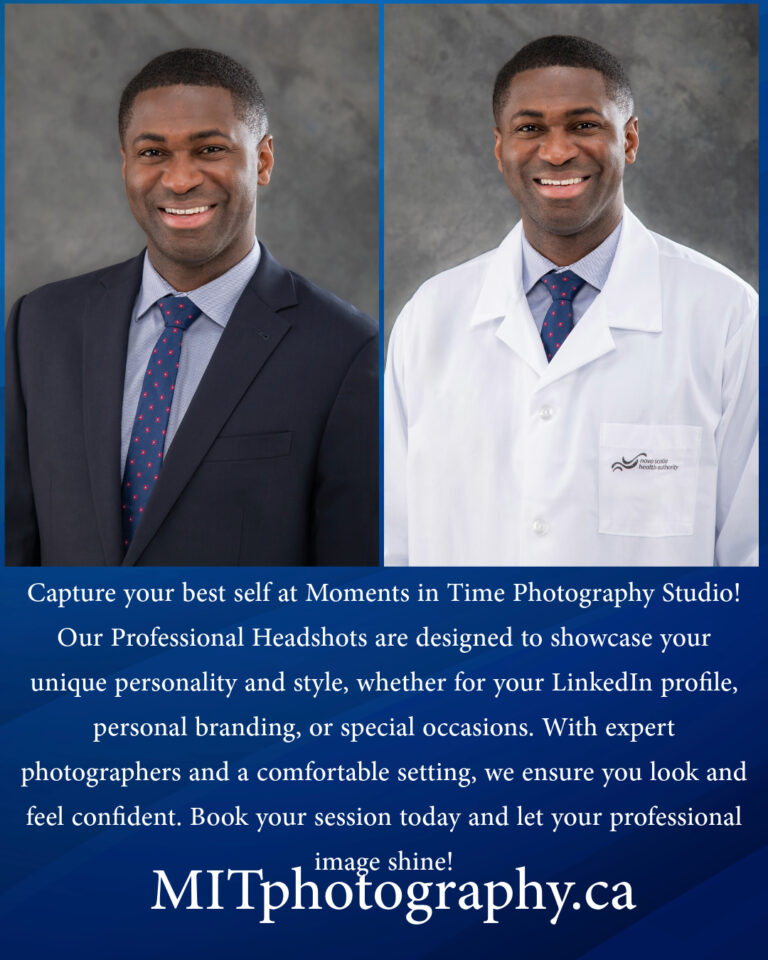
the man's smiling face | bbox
[493,66,638,260]
[121,84,273,289]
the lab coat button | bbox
[538,406,554,421]
[532,518,549,536]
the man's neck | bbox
[522,209,623,267]
[147,241,255,293]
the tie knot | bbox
[543,271,586,303]
[157,296,202,331]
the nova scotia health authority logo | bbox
[611,452,680,473]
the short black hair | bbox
[493,35,634,124]
[119,48,268,142]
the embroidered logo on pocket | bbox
[611,452,681,473]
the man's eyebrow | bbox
[509,109,545,121]
[564,106,605,118]
[507,106,606,121]
[132,132,166,145]
[131,129,233,145]
[190,129,233,141]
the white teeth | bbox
[538,178,585,186]
[164,206,210,215]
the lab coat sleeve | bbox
[384,302,411,565]
[714,296,758,566]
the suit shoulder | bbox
[14,257,142,316]
[288,269,377,343]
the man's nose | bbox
[538,129,579,166]
[160,153,205,194]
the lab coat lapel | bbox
[472,223,549,377]
[536,208,663,389]
[123,246,295,565]
[82,255,143,565]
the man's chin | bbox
[151,238,221,268]
[525,212,593,239]
[538,221,591,238]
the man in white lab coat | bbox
[385,35,757,567]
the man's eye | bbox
[575,122,599,130]
[516,124,540,133]
[138,148,163,158]
[200,145,226,154]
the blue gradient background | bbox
[2,1,766,958]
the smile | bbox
[161,206,212,215]
[533,177,590,199]
[536,178,585,186]
[158,205,217,229]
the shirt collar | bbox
[133,239,262,328]
[521,219,623,294]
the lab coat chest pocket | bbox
[599,423,702,537]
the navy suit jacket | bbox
[6,245,378,566]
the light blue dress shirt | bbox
[521,220,622,332]
[120,241,262,471]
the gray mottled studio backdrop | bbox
[5,3,377,318]
[384,3,758,338]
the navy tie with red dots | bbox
[540,271,586,361]
[121,295,202,548]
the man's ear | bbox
[121,148,127,182]
[624,117,639,165]
[493,127,503,174]
[257,135,275,186]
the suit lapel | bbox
[123,245,296,565]
[82,255,144,565]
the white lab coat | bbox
[385,208,758,566]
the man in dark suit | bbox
[6,49,378,566]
